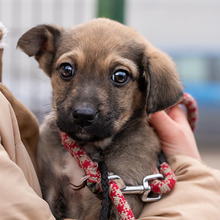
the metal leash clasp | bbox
[108,173,164,202]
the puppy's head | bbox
[18,18,183,145]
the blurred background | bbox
[0,0,219,168]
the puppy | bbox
[18,18,183,220]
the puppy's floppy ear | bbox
[146,47,183,114]
[17,25,62,76]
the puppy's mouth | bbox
[56,115,115,145]
[63,126,114,145]
[68,127,98,142]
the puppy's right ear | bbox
[17,25,62,76]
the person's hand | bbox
[149,105,201,160]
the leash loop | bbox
[142,174,164,202]
[150,162,176,195]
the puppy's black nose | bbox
[72,106,97,127]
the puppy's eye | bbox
[59,63,75,79]
[111,70,130,85]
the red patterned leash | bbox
[180,93,198,131]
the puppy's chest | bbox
[84,141,159,186]
[41,124,159,219]
[62,137,157,186]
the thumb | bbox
[149,110,176,136]
[168,105,190,128]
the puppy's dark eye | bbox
[59,63,75,79]
[111,70,130,85]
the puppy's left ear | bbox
[146,47,183,114]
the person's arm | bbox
[0,91,55,220]
[0,143,56,220]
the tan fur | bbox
[18,18,183,220]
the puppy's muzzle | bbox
[72,105,98,127]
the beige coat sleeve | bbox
[0,92,55,220]
[138,155,220,219]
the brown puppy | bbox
[18,18,183,220]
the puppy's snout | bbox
[72,106,97,127]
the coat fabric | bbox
[0,89,55,220]
[0,89,220,220]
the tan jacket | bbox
[0,88,55,220]
[0,89,220,220]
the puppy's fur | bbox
[18,18,183,220]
